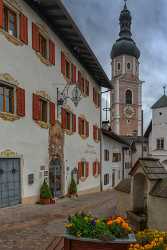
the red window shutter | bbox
[78,162,82,179]
[16,87,25,117]
[0,0,3,28]
[49,40,55,65]
[72,114,76,132]
[72,64,76,83]
[50,102,56,126]
[78,117,82,135]
[93,125,96,140]
[98,162,101,175]
[93,162,96,176]
[86,121,89,137]
[78,71,82,88]
[32,23,39,51]
[86,162,89,177]
[93,88,95,103]
[32,94,40,121]
[86,80,89,96]
[61,108,66,129]
[20,14,28,44]
[98,128,101,141]
[61,51,66,76]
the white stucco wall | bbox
[148,107,167,169]
[0,0,101,202]
[101,134,130,190]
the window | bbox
[61,108,76,132]
[39,33,47,59]
[0,84,14,113]
[125,162,130,169]
[113,153,121,162]
[104,174,109,185]
[112,170,115,187]
[3,6,17,37]
[78,71,89,96]
[78,117,89,138]
[125,90,132,105]
[93,88,100,108]
[93,125,101,142]
[40,98,48,123]
[93,161,100,177]
[32,23,55,65]
[78,161,89,179]
[33,94,55,126]
[127,63,131,70]
[157,138,164,150]
[61,52,77,82]
[117,62,121,70]
[104,150,109,161]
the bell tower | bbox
[110,1,142,136]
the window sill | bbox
[64,129,74,136]
[36,52,51,66]
[93,139,100,144]
[0,112,20,121]
[79,134,88,140]
[79,177,87,182]
[93,174,99,178]
[0,29,24,46]
[36,120,50,129]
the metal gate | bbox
[0,158,21,208]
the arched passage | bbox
[133,173,148,213]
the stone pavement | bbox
[0,190,120,250]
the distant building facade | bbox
[145,93,167,169]
[102,128,131,190]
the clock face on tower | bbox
[124,106,135,119]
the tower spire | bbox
[119,0,132,38]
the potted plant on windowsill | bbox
[40,180,52,205]
[64,213,136,250]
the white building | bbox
[145,93,167,169]
[101,128,131,190]
[0,0,111,207]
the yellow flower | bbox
[65,223,73,228]
[96,219,100,224]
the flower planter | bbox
[64,234,136,250]
[40,198,51,205]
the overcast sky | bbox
[63,0,167,128]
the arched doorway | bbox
[133,173,147,213]
[49,159,62,197]
[49,121,64,198]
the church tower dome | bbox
[111,2,140,60]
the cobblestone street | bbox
[0,190,120,250]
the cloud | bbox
[64,0,167,129]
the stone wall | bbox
[148,196,167,231]
[114,190,131,216]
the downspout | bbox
[141,109,144,159]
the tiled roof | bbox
[151,95,167,109]
[150,178,167,198]
[129,158,167,180]
[24,0,111,89]
[120,136,148,145]
[115,179,131,193]
[102,129,130,146]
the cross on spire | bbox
[163,85,166,95]
[124,0,128,9]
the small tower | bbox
[110,1,142,136]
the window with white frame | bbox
[156,138,164,150]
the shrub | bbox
[68,177,77,196]
[40,180,52,199]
